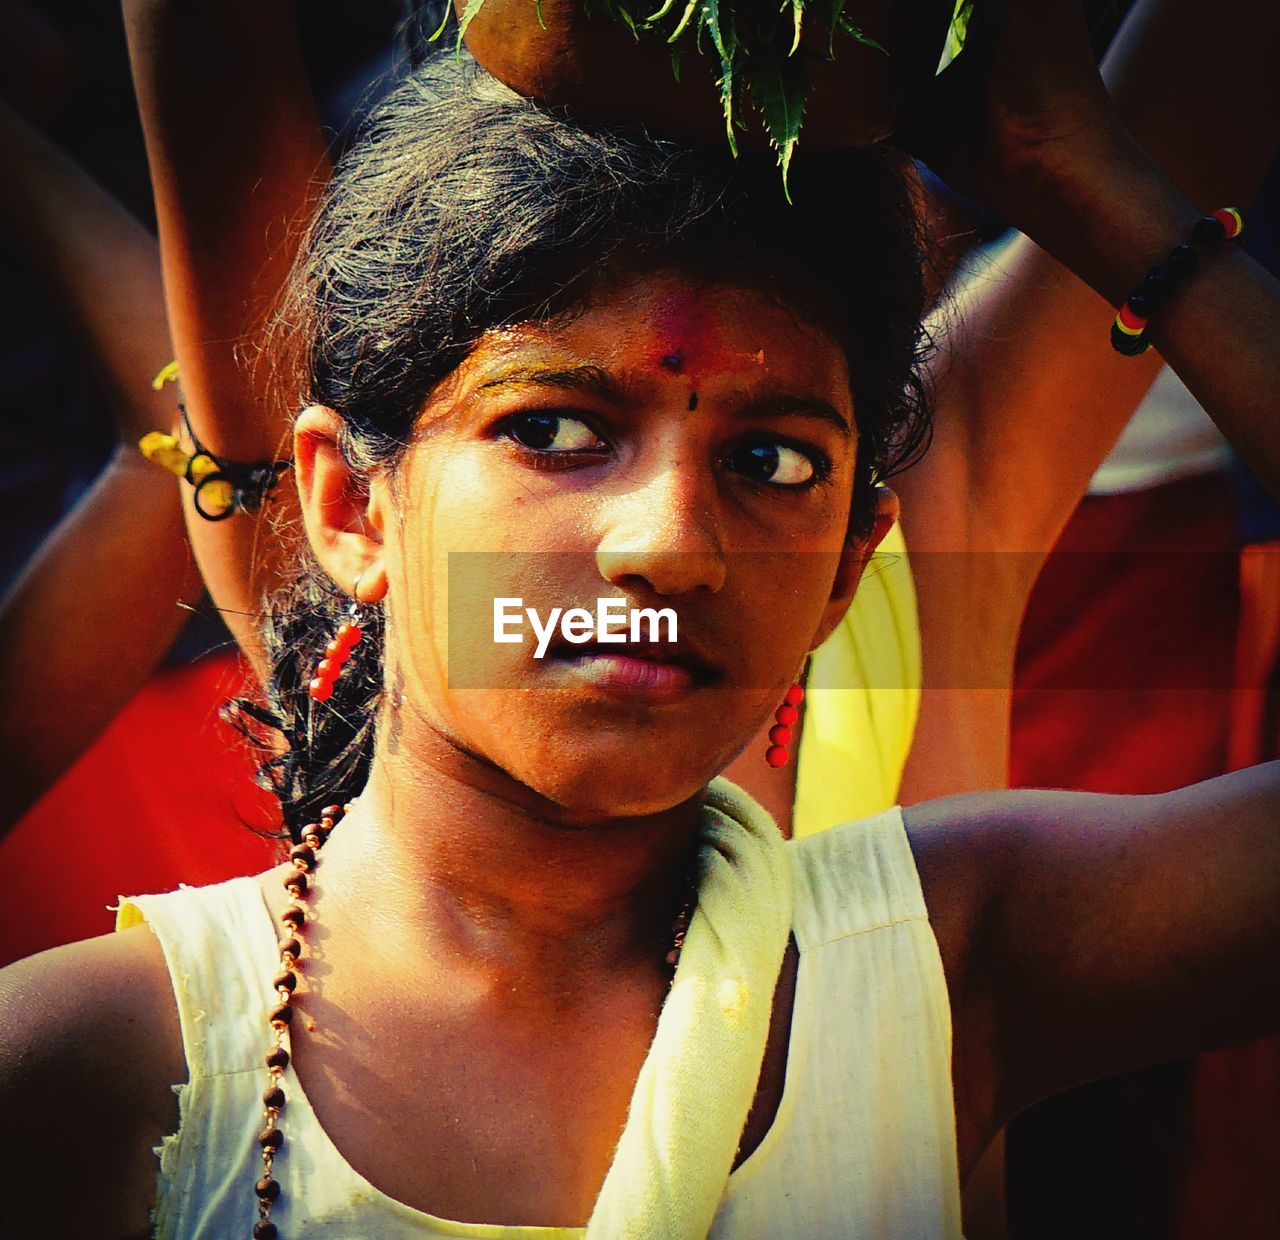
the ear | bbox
[294,405,389,600]
[807,486,901,652]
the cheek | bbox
[383,447,590,733]
[734,551,841,664]
[383,449,505,725]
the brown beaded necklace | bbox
[251,802,698,1240]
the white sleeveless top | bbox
[119,809,962,1238]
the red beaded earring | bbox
[764,683,805,767]
[308,577,367,703]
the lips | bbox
[548,635,721,679]
[547,633,723,702]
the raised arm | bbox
[898,0,1280,800]
[915,0,1280,550]
[908,762,1280,1176]
[121,0,331,679]
[0,101,203,827]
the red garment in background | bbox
[1008,472,1280,1240]
[1011,473,1240,795]
[0,649,278,966]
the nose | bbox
[595,457,728,597]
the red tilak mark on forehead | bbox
[648,292,737,381]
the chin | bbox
[515,733,718,823]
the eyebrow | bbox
[474,365,852,436]
[739,394,853,436]
[474,365,626,405]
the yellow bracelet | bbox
[137,430,237,513]
[139,361,289,519]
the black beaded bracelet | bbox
[140,361,293,520]
[175,404,292,521]
[1111,208,1245,356]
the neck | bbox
[315,712,705,987]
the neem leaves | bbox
[742,48,807,191]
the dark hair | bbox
[246,55,933,839]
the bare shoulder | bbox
[901,786,1124,971]
[904,771,1280,1141]
[0,925,185,1238]
[900,791,1024,977]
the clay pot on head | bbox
[454,0,957,152]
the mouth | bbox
[547,636,723,703]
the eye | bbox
[500,413,606,453]
[724,441,823,487]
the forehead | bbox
[455,271,853,401]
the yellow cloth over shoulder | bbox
[793,521,920,836]
[586,777,791,1240]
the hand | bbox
[898,0,1120,223]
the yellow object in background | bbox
[793,520,920,835]
[137,430,235,514]
[151,360,181,390]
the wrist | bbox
[998,126,1203,306]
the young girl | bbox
[3,62,1279,1240]
[118,0,1280,819]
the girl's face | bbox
[328,271,881,818]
